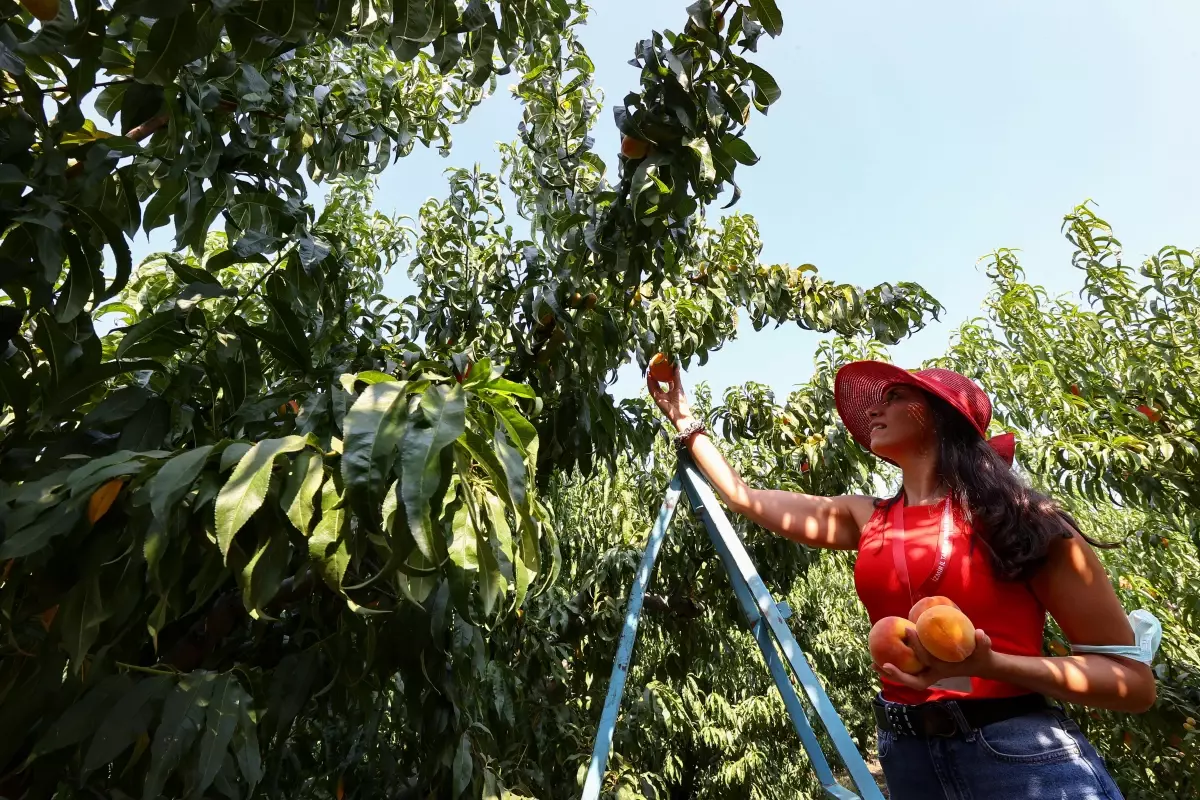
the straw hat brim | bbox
[834,361,1015,466]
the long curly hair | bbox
[883,391,1115,582]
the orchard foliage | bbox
[933,204,1200,797]
[936,203,1200,550]
[0,1,948,798]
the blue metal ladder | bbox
[581,456,886,800]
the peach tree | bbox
[0,1,941,798]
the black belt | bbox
[873,693,1048,738]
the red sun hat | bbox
[834,361,1016,466]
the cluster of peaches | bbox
[869,596,976,674]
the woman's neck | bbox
[900,461,946,506]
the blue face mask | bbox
[1069,609,1162,665]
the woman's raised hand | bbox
[646,360,693,428]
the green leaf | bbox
[144,178,183,234]
[27,675,133,760]
[479,393,537,458]
[483,769,501,800]
[240,529,291,618]
[264,296,312,370]
[175,281,236,311]
[453,732,472,797]
[0,499,81,560]
[149,446,213,524]
[134,7,198,85]
[720,134,760,166]
[309,476,350,592]
[60,576,113,674]
[65,450,142,495]
[280,449,325,534]
[248,0,319,40]
[401,385,466,562]
[447,493,477,571]
[71,204,133,301]
[48,359,163,416]
[394,0,439,43]
[144,672,217,800]
[749,0,783,36]
[748,64,781,106]
[0,360,30,431]
[193,673,244,797]
[456,431,538,593]
[353,370,395,385]
[491,426,527,515]
[244,324,309,372]
[483,494,514,569]
[83,675,174,775]
[476,525,503,616]
[112,0,190,16]
[118,397,171,451]
[32,311,76,391]
[95,83,127,124]
[214,437,307,559]
[203,249,267,274]
[54,255,94,323]
[686,136,716,185]
[116,310,186,359]
[341,380,408,530]
[233,699,262,792]
[263,650,319,744]
[457,432,515,516]
[219,443,251,473]
[492,427,539,579]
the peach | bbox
[621,136,651,159]
[22,0,60,22]
[648,353,674,384]
[915,606,977,662]
[868,616,923,674]
[907,595,959,625]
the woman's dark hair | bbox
[886,390,1115,582]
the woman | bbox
[647,361,1155,800]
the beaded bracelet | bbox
[673,419,707,451]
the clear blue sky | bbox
[132,1,1200,403]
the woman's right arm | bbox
[647,366,874,551]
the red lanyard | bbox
[889,496,955,608]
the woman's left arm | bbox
[1017,531,1156,713]
[876,533,1157,713]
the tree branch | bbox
[0,78,133,102]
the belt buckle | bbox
[926,701,960,738]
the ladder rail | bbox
[580,477,684,800]
[677,459,886,800]
[581,459,885,800]
[677,471,841,789]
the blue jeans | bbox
[877,703,1124,799]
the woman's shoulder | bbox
[843,495,887,536]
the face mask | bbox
[1069,609,1162,665]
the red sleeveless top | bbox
[853,499,1045,705]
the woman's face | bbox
[865,383,938,460]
